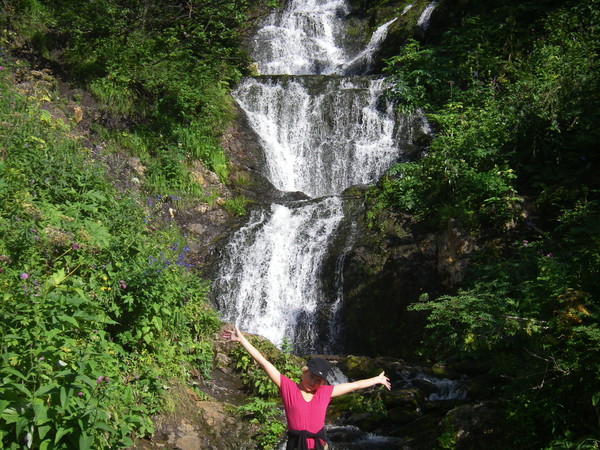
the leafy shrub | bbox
[231,337,302,400]
[237,398,286,449]
[0,60,219,448]
[378,1,600,447]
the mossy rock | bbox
[432,362,461,379]
[382,388,424,409]
[339,355,380,379]
[348,411,389,432]
[329,392,370,417]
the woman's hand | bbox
[377,371,392,390]
[332,370,392,397]
[222,326,243,343]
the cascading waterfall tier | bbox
[252,0,350,75]
[214,0,403,351]
[252,0,397,75]
[233,76,398,197]
[216,197,344,353]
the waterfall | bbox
[216,197,345,353]
[252,0,350,75]
[417,1,438,30]
[214,0,403,352]
[233,76,398,197]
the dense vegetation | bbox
[0,0,273,448]
[1,0,598,448]
[0,62,222,448]
[372,0,599,447]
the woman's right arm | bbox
[222,326,281,388]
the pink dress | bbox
[279,374,334,449]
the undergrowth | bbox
[0,58,220,449]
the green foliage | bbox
[230,338,298,448]
[378,0,600,447]
[411,199,600,445]
[223,196,250,217]
[237,398,286,449]
[0,61,219,448]
[384,39,442,112]
[0,0,277,201]
[376,0,599,233]
[231,337,301,400]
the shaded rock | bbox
[382,388,424,409]
[411,378,438,397]
[431,362,461,380]
[443,401,505,450]
[423,398,469,414]
[339,355,381,379]
[388,406,423,425]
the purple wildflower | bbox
[119,280,127,289]
[71,243,81,250]
[20,273,29,279]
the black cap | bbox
[307,357,330,383]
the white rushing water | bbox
[252,0,350,75]
[217,197,345,350]
[215,0,404,351]
[417,1,438,30]
[233,76,398,197]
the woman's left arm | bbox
[331,371,391,397]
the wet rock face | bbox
[326,202,437,358]
[326,188,474,358]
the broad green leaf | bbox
[75,374,95,388]
[85,220,111,247]
[34,383,58,397]
[33,401,49,425]
[151,316,163,331]
[54,369,73,378]
[47,269,67,288]
[44,329,62,340]
[55,426,74,444]
[94,421,115,433]
[1,408,20,424]
[78,431,93,450]
[9,382,32,397]
[15,416,29,441]
[2,367,28,381]
[59,315,79,327]
[60,387,68,411]
[38,424,52,440]
[121,436,135,447]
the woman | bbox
[222,326,391,450]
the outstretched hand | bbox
[377,371,392,390]
[221,326,243,343]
